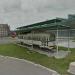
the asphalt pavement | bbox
[0,56,58,75]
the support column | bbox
[31,31,34,49]
[68,29,70,52]
[56,28,59,55]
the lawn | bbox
[0,44,75,75]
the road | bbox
[0,37,15,44]
[0,56,58,75]
[58,40,75,48]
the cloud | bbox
[0,0,21,13]
[0,0,75,30]
[0,0,75,13]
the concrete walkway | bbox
[0,56,59,75]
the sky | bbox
[0,0,75,30]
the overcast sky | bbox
[0,0,75,30]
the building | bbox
[0,24,10,37]
[65,14,75,37]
